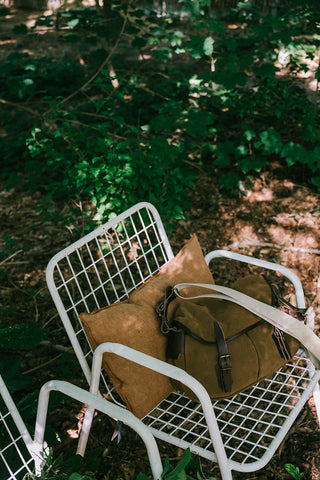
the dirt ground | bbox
[1,6,320,480]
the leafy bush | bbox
[1,0,320,229]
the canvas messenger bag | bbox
[156,275,320,401]
[80,235,320,416]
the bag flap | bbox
[173,275,272,340]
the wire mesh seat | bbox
[46,202,320,480]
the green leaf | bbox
[284,463,304,479]
[162,456,173,478]
[236,145,248,157]
[163,449,191,480]
[243,129,256,141]
[185,35,205,59]
[185,110,214,137]
[212,70,248,89]
[219,171,241,191]
[0,359,30,392]
[203,36,214,56]
[25,64,36,71]
[136,473,150,480]
[214,141,234,167]
[281,142,306,166]
[238,156,267,174]
[0,324,49,349]
[170,30,184,48]
[253,62,279,80]
[132,37,148,49]
[151,114,175,133]
[13,23,28,34]
[312,176,320,190]
[257,129,282,154]
[68,18,80,28]
[23,78,34,86]
[154,47,172,62]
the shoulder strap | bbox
[173,283,320,367]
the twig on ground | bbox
[39,340,74,354]
[224,241,320,256]
[0,250,23,267]
[23,353,62,375]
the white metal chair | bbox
[0,373,163,480]
[46,201,320,480]
[0,374,35,480]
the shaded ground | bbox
[1,6,320,480]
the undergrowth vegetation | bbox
[1,0,320,227]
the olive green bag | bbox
[156,275,305,400]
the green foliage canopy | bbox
[1,0,320,225]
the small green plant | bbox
[24,450,97,480]
[285,463,305,480]
[160,448,216,480]
[24,448,214,480]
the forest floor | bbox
[1,6,320,480]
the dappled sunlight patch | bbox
[291,232,319,251]
[268,225,295,245]
[273,213,297,228]
[0,39,17,47]
[231,225,261,247]
[67,428,79,439]
[245,186,273,203]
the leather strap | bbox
[214,321,233,393]
[156,286,266,349]
[270,283,307,320]
[156,286,177,334]
[171,318,265,346]
[173,283,320,367]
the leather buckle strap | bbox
[214,321,233,393]
[156,286,177,334]
[270,283,307,321]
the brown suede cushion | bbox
[79,234,215,418]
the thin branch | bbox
[0,250,23,267]
[47,2,133,111]
[22,353,62,375]
[39,340,74,353]
[224,241,320,256]
[0,99,42,118]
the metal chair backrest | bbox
[0,375,34,480]
[46,202,173,389]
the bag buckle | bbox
[216,353,233,393]
[214,321,233,393]
[218,354,231,370]
[156,286,177,334]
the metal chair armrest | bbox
[33,379,163,480]
[205,249,305,309]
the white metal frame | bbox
[45,201,320,480]
[0,375,35,480]
[33,380,163,480]
[0,373,164,480]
